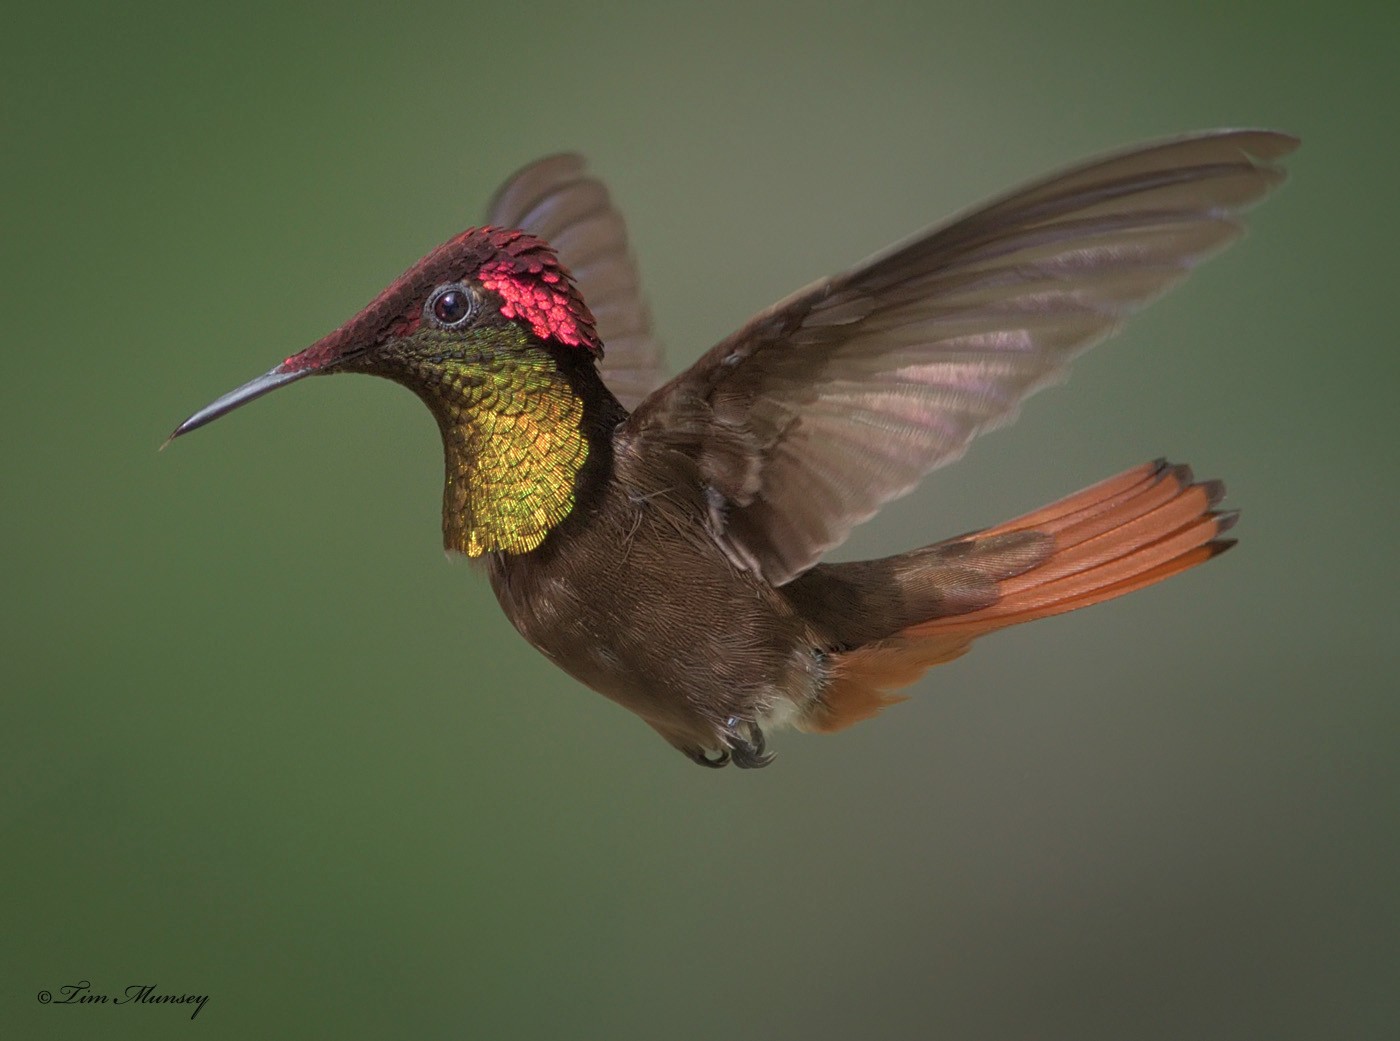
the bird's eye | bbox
[426,283,477,328]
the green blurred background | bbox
[4,1,1396,1037]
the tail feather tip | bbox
[1213,509,1241,535]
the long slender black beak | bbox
[163,363,314,448]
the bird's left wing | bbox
[623,129,1297,586]
[486,154,665,410]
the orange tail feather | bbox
[805,460,1236,732]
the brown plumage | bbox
[169,129,1296,768]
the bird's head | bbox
[168,226,602,438]
[169,227,613,557]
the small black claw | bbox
[688,747,731,769]
[730,724,775,769]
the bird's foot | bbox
[728,721,775,770]
[687,747,731,768]
[683,721,775,769]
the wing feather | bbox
[625,129,1297,584]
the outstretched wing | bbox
[625,129,1297,585]
[486,154,665,410]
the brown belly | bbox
[486,482,821,752]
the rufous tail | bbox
[805,460,1237,732]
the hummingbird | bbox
[169,129,1296,768]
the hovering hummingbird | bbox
[169,129,1296,768]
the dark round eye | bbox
[427,283,476,327]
